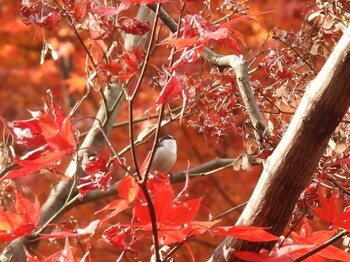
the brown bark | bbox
[209,26,350,261]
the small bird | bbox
[151,135,177,173]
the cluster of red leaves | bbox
[4,95,77,180]
[236,189,350,262]
[201,104,242,137]
[26,219,101,262]
[311,190,350,231]
[97,174,278,257]
[160,14,244,70]
[291,220,350,261]
[60,1,149,41]
[98,46,144,82]
[237,219,350,262]
[77,154,111,198]
[19,0,150,40]
[187,69,243,139]
[20,0,61,28]
[263,49,295,80]
[127,0,169,3]
[152,75,186,108]
[13,1,350,261]
[148,74,189,120]
[120,18,150,36]
[0,192,40,242]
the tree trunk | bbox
[210,26,350,261]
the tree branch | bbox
[48,158,240,212]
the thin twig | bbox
[128,4,162,182]
[272,29,317,75]
[126,4,163,261]
[210,202,248,221]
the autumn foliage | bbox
[1,0,350,261]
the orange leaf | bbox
[103,225,128,250]
[45,116,76,151]
[0,192,40,242]
[6,150,67,179]
[97,199,129,214]
[212,226,280,242]
[118,175,139,203]
[4,95,76,180]
[157,220,220,246]
[153,76,185,107]
[333,208,350,230]
[159,36,200,49]
[45,238,74,262]
[311,190,340,225]
[234,251,271,261]
[291,221,350,261]
[15,192,40,225]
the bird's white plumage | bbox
[152,136,177,173]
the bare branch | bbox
[53,158,240,210]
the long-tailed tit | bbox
[151,135,177,173]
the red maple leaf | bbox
[85,12,111,40]
[81,154,108,175]
[45,238,74,262]
[311,190,340,225]
[132,200,220,246]
[5,95,77,180]
[102,224,128,250]
[98,46,142,81]
[145,174,173,200]
[7,119,46,147]
[87,2,131,18]
[263,49,294,80]
[118,175,139,203]
[125,0,169,3]
[290,220,350,261]
[160,37,200,50]
[7,149,67,179]
[170,43,206,70]
[20,1,61,28]
[160,14,244,69]
[0,192,40,242]
[128,187,219,246]
[153,76,185,106]
[155,192,202,226]
[149,75,188,119]
[234,220,350,262]
[77,170,111,198]
[120,18,150,35]
[95,175,139,223]
[235,244,316,262]
[310,189,350,230]
[158,220,219,246]
[211,226,279,242]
